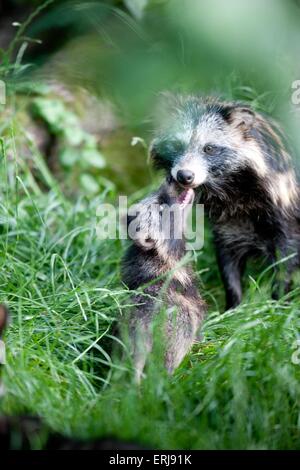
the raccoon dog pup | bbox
[150,95,300,309]
[121,178,206,381]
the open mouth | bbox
[177,188,194,207]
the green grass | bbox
[1,0,300,451]
[1,128,300,450]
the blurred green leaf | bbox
[124,0,148,19]
[32,98,69,133]
[60,147,80,167]
[82,148,106,169]
[80,173,100,194]
[64,126,85,146]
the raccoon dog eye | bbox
[204,144,216,156]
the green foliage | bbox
[124,0,168,18]
[31,97,106,194]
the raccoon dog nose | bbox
[177,169,195,186]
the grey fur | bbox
[121,179,206,381]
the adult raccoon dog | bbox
[121,179,206,381]
[150,95,300,309]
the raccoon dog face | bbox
[150,96,265,189]
[127,179,194,251]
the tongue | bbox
[178,188,194,205]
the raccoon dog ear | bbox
[227,107,255,131]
